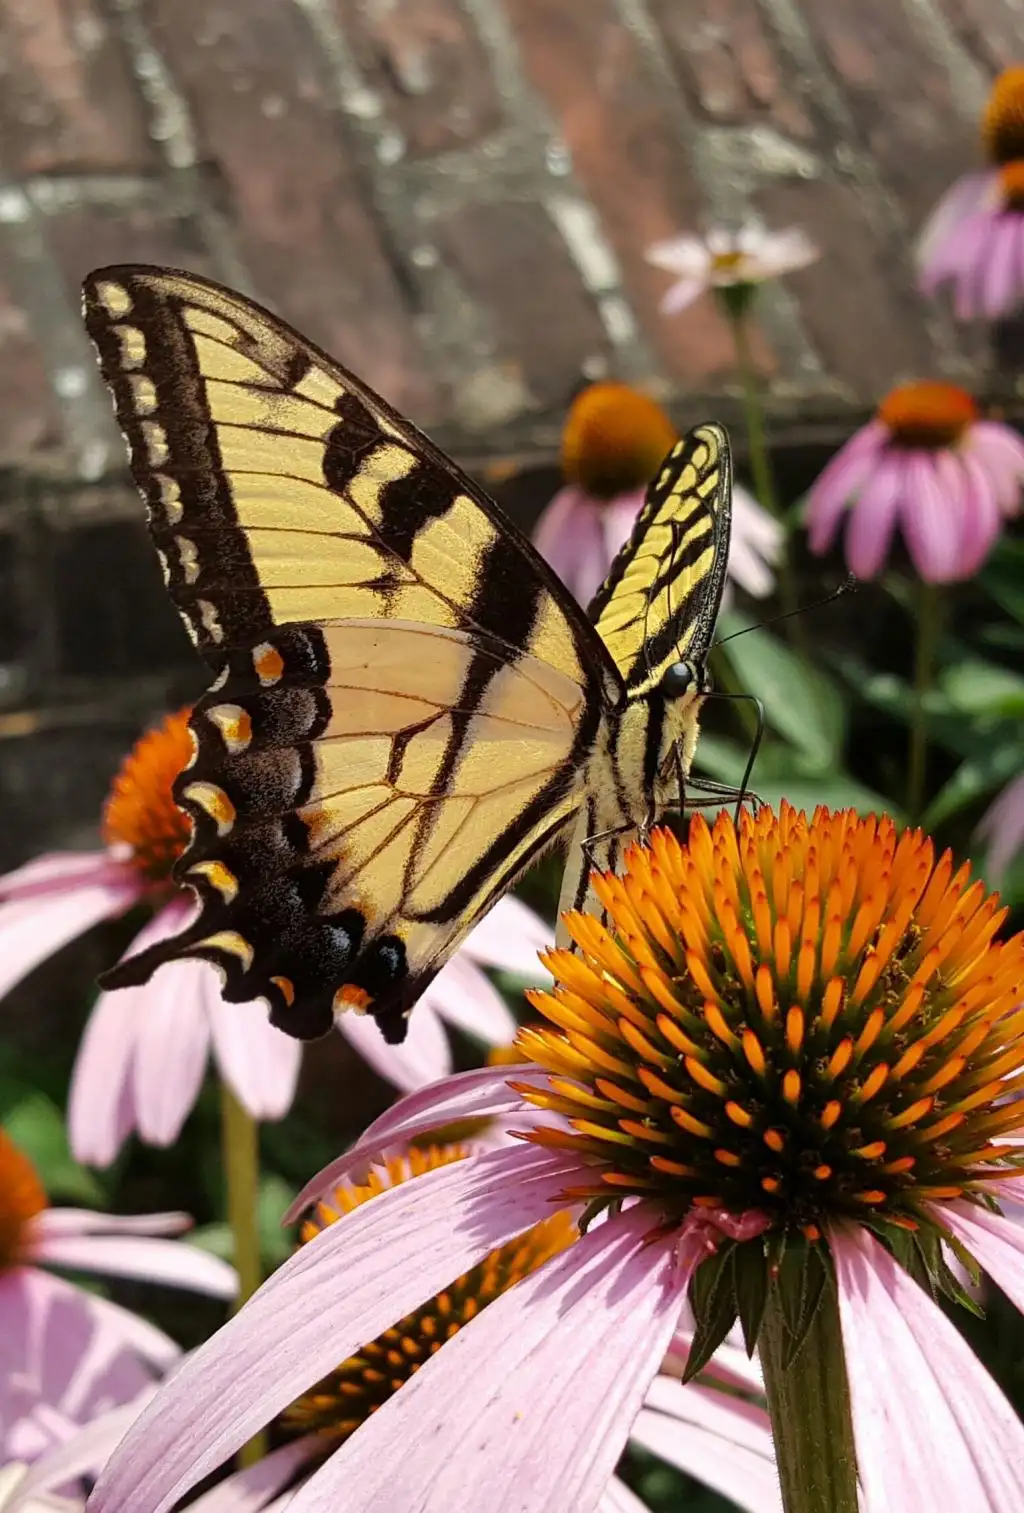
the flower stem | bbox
[219,1079,266,1467]
[727,308,805,654]
[907,581,939,824]
[758,1274,859,1513]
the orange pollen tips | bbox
[517,803,1024,1235]
[984,67,1024,166]
[102,708,194,882]
[877,381,978,450]
[283,1146,576,1442]
[0,1130,46,1272]
[560,382,677,501]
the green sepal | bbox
[682,1242,739,1383]
[777,1243,830,1368]
[733,1238,770,1355]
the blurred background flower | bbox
[644,225,819,314]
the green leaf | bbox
[258,1173,299,1267]
[682,1245,739,1383]
[980,537,1024,624]
[186,1222,232,1260]
[2,1094,106,1205]
[920,741,1023,832]
[940,659,1024,719]
[732,1241,769,1354]
[717,615,846,767]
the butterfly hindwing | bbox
[83,265,615,1042]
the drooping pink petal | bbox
[841,454,905,579]
[950,452,1003,576]
[33,1211,191,1239]
[598,1478,650,1513]
[976,772,1024,881]
[207,992,301,1122]
[282,1205,684,1513]
[459,895,553,977]
[0,850,133,902]
[726,483,781,598]
[969,422,1024,515]
[28,1231,236,1300]
[660,276,708,315]
[917,172,995,276]
[89,1145,586,1513]
[284,1064,549,1220]
[901,452,963,582]
[600,491,645,571]
[832,1225,1024,1512]
[982,216,1024,318]
[0,861,139,1002]
[11,1387,158,1509]
[338,998,452,1093]
[67,988,143,1169]
[422,953,518,1045]
[940,1199,1024,1314]
[66,1288,180,1372]
[631,1377,780,1513]
[187,1438,320,1513]
[129,942,213,1147]
[665,1326,763,1394]
[645,235,711,277]
[532,487,609,606]
[805,424,887,556]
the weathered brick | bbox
[435,201,611,409]
[0,0,155,175]
[45,204,214,298]
[332,0,502,158]
[648,0,813,139]
[146,0,441,421]
[502,0,745,386]
[934,0,1024,78]
[799,0,976,229]
[757,177,936,399]
[0,272,59,460]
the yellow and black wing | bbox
[589,424,731,695]
[82,265,622,1044]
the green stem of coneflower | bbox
[219,1079,266,1467]
[758,1272,860,1513]
[723,298,805,655]
[907,581,940,824]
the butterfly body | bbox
[82,266,731,1044]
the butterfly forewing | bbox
[82,265,615,1042]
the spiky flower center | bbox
[984,66,1024,166]
[283,1146,575,1442]
[0,1130,46,1271]
[877,381,978,450]
[560,382,677,501]
[102,709,194,882]
[999,160,1024,211]
[518,805,1024,1239]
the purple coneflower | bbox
[977,771,1024,884]
[0,1130,234,1463]
[533,382,781,609]
[919,67,1024,319]
[86,804,1024,1513]
[806,381,1024,581]
[645,225,819,316]
[0,711,547,1165]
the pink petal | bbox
[89,1145,585,1513]
[645,235,710,277]
[208,995,301,1122]
[949,453,1002,576]
[33,1211,191,1239]
[630,1379,781,1513]
[900,452,963,582]
[969,422,1024,516]
[600,492,645,570]
[28,1232,236,1300]
[532,487,609,605]
[459,894,553,977]
[832,1226,1024,1512]
[0,865,139,1002]
[599,1479,650,1513]
[12,1387,158,1507]
[983,216,1024,318]
[664,1329,764,1394]
[842,455,906,579]
[338,999,452,1093]
[976,773,1024,881]
[660,276,708,315]
[283,1206,684,1513]
[188,1438,320,1513]
[65,1288,180,1372]
[422,954,518,1045]
[67,989,143,1169]
[805,424,886,555]
[127,914,214,1147]
[918,172,995,274]
[940,1200,1024,1314]
[284,1064,550,1221]
[0,850,132,901]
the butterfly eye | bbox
[661,661,697,699]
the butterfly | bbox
[82,265,733,1045]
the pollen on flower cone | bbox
[0,1129,46,1270]
[517,804,1024,1239]
[102,708,194,881]
[560,383,677,500]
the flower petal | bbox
[940,1200,1024,1314]
[338,999,452,1093]
[89,1145,585,1513]
[284,1065,549,1220]
[458,894,553,977]
[918,172,995,275]
[842,455,905,579]
[28,1233,236,1300]
[0,863,138,1002]
[422,954,518,1045]
[532,487,609,606]
[598,1478,650,1513]
[33,1211,191,1239]
[900,452,963,582]
[832,1225,1024,1512]
[629,1388,781,1513]
[805,425,886,556]
[208,992,301,1122]
[976,773,1024,882]
[283,1206,683,1513]
[128,935,213,1147]
[11,1388,158,1509]
[66,988,142,1169]
[188,1439,320,1513]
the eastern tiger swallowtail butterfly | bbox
[82,266,733,1045]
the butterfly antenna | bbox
[699,690,766,826]
[712,573,856,652]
